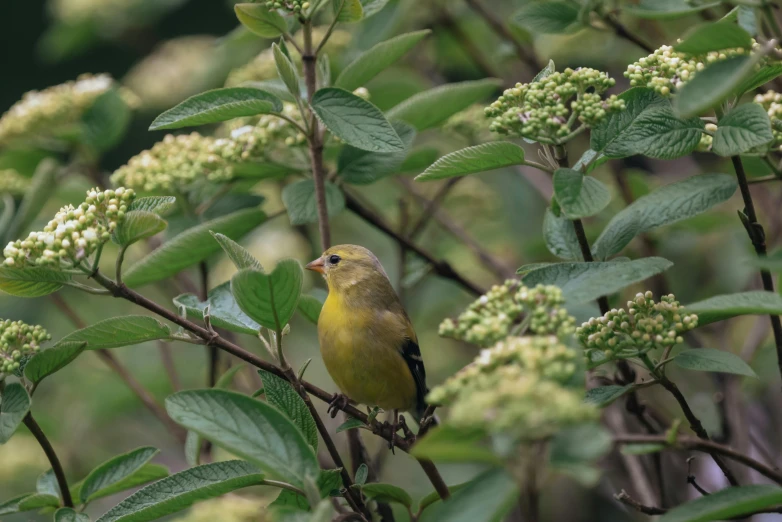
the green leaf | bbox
[0,266,72,297]
[258,370,318,450]
[149,87,283,130]
[165,390,319,488]
[361,484,412,508]
[573,149,608,174]
[0,383,31,444]
[231,262,303,332]
[593,174,737,259]
[95,461,264,522]
[674,55,760,118]
[270,469,341,511]
[273,43,301,100]
[5,158,58,245]
[18,493,60,510]
[738,6,758,36]
[549,424,611,486]
[521,257,674,304]
[114,211,167,246]
[355,463,368,485]
[673,348,757,377]
[417,485,468,515]
[415,142,525,181]
[242,80,297,103]
[174,283,261,335]
[401,147,440,173]
[24,341,87,386]
[58,316,170,350]
[335,30,431,91]
[334,0,363,22]
[584,385,633,407]
[123,208,266,287]
[533,59,556,83]
[234,3,287,38]
[56,508,90,522]
[311,87,403,152]
[712,103,773,156]
[0,494,31,515]
[543,208,581,260]
[211,232,262,271]
[82,88,131,152]
[686,291,782,325]
[337,121,416,185]
[512,1,580,34]
[735,64,782,95]
[37,469,60,497]
[282,179,345,225]
[591,88,704,159]
[89,464,169,503]
[623,0,722,20]
[336,417,365,433]
[411,425,499,464]
[387,79,502,131]
[80,447,161,503]
[419,469,517,522]
[553,169,611,219]
[128,196,176,215]
[360,0,390,18]
[297,294,323,324]
[674,22,752,54]
[659,485,782,522]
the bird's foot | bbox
[384,410,401,455]
[327,393,350,418]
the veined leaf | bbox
[282,180,345,225]
[0,266,71,298]
[337,121,416,185]
[174,283,261,336]
[273,42,301,100]
[685,291,782,325]
[150,88,283,130]
[674,55,761,118]
[296,294,323,324]
[80,447,161,503]
[415,142,525,181]
[0,383,31,444]
[128,196,176,214]
[231,261,303,332]
[552,168,611,219]
[361,483,412,508]
[584,385,634,407]
[419,468,517,522]
[512,1,581,34]
[55,508,90,522]
[659,485,782,522]
[624,0,722,20]
[58,316,171,350]
[211,232,262,271]
[258,370,318,449]
[712,103,773,157]
[24,341,87,386]
[543,208,582,260]
[114,210,167,246]
[674,22,752,54]
[234,3,287,38]
[673,348,757,377]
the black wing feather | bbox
[401,337,428,417]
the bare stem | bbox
[302,20,331,250]
[730,155,782,391]
[24,413,73,508]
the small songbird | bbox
[305,244,430,437]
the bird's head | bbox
[305,244,389,292]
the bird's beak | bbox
[305,257,325,274]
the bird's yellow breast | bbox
[318,290,417,411]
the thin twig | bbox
[302,20,331,250]
[601,15,654,53]
[462,0,541,71]
[687,458,711,496]
[614,490,666,516]
[730,156,782,391]
[344,191,485,295]
[434,6,502,79]
[87,270,452,500]
[24,413,73,508]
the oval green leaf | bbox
[174,283,261,335]
[673,348,757,377]
[674,55,759,118]
[553,168,611,219]
[80,447,160,503]
[712,103,773,157]
[674,22,752,54]
[419,468,517,522]
[234,3,287,38]
[282,179,345,225]
[258,369,318,450]
[55,508,90,522]
[128,196,176,215]
[24,341,87,386]
[416,142,525,181]
[231,260,303,332]
[584,384,634,407]
[361,483,412,508]
[512,1,580,34]
[114,210,167,246]
[685,291,782,325]
[58,316,171,350]
[543,208,582,260]
[165,390,318,488]
[0,266,72,298]
[659,485,782,522]
[0,383,31,444]
[211,232,262,271]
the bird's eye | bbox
[329,254,341,265]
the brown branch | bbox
[49,294,187,442]
[462,0,541,72]
[397,178,516,280]
[602,15,654,54]
[344,191,485,296]
[87,270,451,501]
[614,434,782,485]
[614,490,666,516]
[302,20,331,250]
[24,413,73,508]
[730,155,782,392]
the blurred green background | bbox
[2,1,781,521]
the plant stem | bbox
[763,4,782,40]
[601,15,654,53]
[23,413,73,508]
[302,19,331,250]
[343,191,485,295]
[88,270,451,500]
[730,155,782,391]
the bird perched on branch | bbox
[306,244,433,446]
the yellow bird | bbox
[305,244,430,433]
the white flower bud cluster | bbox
[263,0,310,14]
[0,74,136,145]
[0,169,30,195]
[110,132,268,193]
[221,102,309,152]
[439,281,575,347]
[225,28,352,87]
[755,91,782,151]
[0,319,51,376]
[576,291,698,368]
[485,68,624,142]
[697,123,718,152]
[428,335,577,405]
[3,187,136,268]
[625,43,763,97]
[432,364,597,441]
